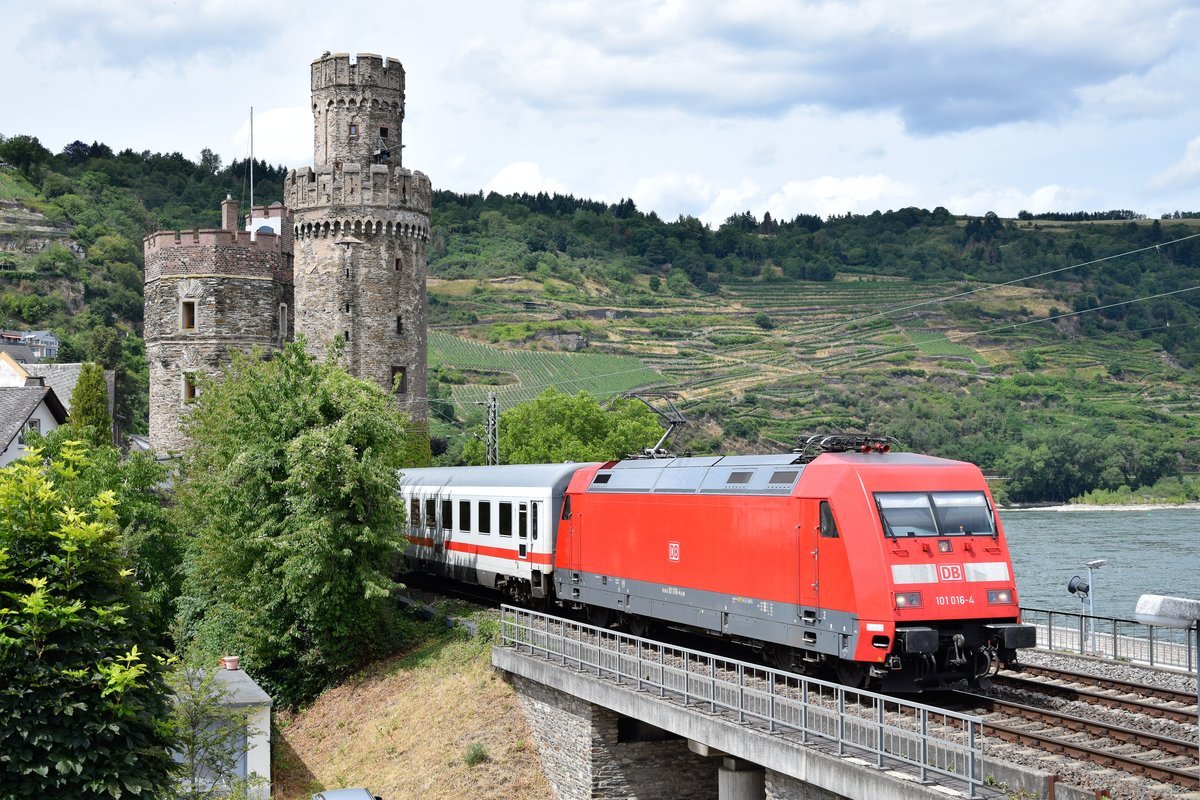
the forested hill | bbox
[4,135,1200,504]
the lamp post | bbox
[1085,559,1107,653]
[1135,594,1200,775]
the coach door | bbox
[517,502,529,560]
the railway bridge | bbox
[491,606,1081,800]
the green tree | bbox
[0,134,51,177]
[70,362,112,447]
[464,388,663,464]
[28,426,180,644]
[0,445,177,798]
[169,660,266,800]
[174,340,414,706]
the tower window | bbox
[379,126,389,139]
[182,373,199,403]
[348,123,359,136]
[279,303,289,338]
[344,330,351,342]
[180,300,196,331]
[344,302,352,314]
[394,257,401,271]
[396,315,403,335]
[391,366,407,394]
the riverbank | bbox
[1003,502,1200,512]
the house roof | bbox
[0,343,37,364]
[211,668,273,708]
[25,363,82,409]
[0,385,68,452]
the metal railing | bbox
[498,605,986,797]
[1022,606,1197,671]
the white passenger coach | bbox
[397,463,595,604]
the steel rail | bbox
[1008,663,1196,706]
[995,667,1196,726]
[952,690,1199,788]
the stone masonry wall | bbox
[510,675,716,800]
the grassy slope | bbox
[273,622,550,800]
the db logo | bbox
[938,564,964,582]
[668,541,681,562]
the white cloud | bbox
[946,184,1094,217]
[698,180,761,226]
[233,106,310,169]
[483,162,569,196]
[764,175,914,220]
[630,173,714,219]
[1149,135,1200,190]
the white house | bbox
[0,377,68,466]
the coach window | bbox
[458,500,471,533]
[819,501,840,538]
[499,502,513,537]
[425,498,436,530]
[478,502,491,534]
[409,498,420,530]
[441,499,453,531]
[518,503,528,540]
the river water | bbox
[1001,508,1200,619]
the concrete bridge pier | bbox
[718,756,765,800]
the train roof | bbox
[590,453,806,495]
[397,462,597,490]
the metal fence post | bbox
[710,659,717,714]
[769,676,777,733]
[876,700,885,768]
[738,664,746,724]
[659,648,666,698]
[838,690,846,755]
[967,723,978,798]
[919,710,929,783]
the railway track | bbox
[951,689,1199,789]
[995,663,1198,726]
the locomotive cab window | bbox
[819,501,839,538]
[561,496,572,520]
[875,491,994,537]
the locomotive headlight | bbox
[894,591,922,609]
[988,589,1014,605]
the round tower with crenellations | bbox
[286,52,431,421]
[143,198,294,454]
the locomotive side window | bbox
[518,503,528,539]
[819,501,839,538]
[875,491,994,536]
[409,498,420,529]
[425,498,437,530]
[499,502,513,536]
[479,502,491,534]
[441,500,453,531]
[458,500,471,533]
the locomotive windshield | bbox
[875,491,995,537]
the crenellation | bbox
[145,50,428,454]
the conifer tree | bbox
[71,361,112,447]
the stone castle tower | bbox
[285,52,431,423]
[144,52,430,455]
[143,199,293,454]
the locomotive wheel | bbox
[627,615,654,638]
[588,606,612,628]
[835,660,867,689]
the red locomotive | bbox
[400,436,1035,690]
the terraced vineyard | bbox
[429,330,668,408]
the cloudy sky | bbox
[4,0,1199,224]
